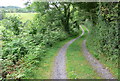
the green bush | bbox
[1,14,70,79]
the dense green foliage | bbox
[1,2,81,79]
[85,3,119,63]
[1,15,69,79]
[1,2,118,79]
[31,2,81,35]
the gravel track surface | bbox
[52,26,84,79]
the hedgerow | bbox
[86,3,119,63]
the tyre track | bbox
[52,25,84,79]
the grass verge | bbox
[66,32,100,79]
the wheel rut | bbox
[52,25,84,79]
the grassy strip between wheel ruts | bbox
[66,31,101,79]
[25,36,79,79]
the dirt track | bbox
[52,26,84,79]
